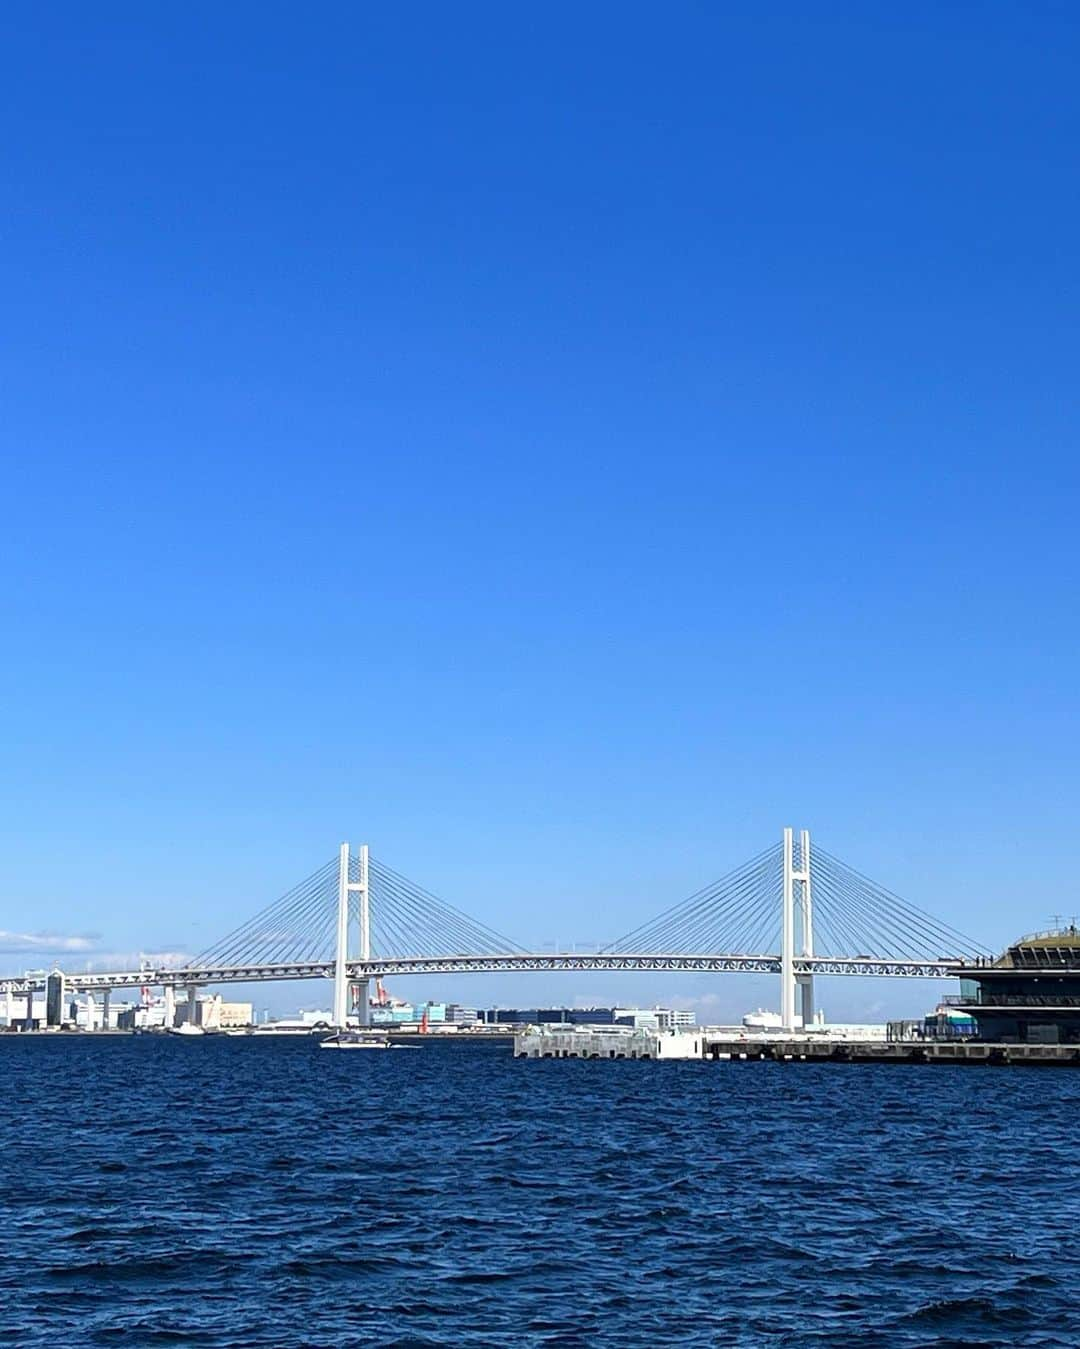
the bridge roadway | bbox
[0,952,965,996]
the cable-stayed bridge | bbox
[1,829,989,1031]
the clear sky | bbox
[2,4,1078,1019]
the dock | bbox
[701,1036,1080,1066]
[514,1026,704,1059]
[514,1025,1080,1066]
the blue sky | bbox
[2,4,1078,1018]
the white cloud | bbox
[0,930,99,955]
[2,940,193,976]
[78,950,191,972]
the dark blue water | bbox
[2,1038,1078,1347]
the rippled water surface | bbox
[3,1037,1080,1347]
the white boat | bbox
[318,1030,422,1050]
[319,1030,392,1050]
[168,1023,205,1037]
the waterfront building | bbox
[250,1009,334,1033]
[613,1007,697,1030]
[197,996,253,1029]
[479,1007,615,1026]
[613,1008,661,1030]
[953,927,1080,1043]
[45,971,66,1027]
[478,1005,693,1028]
[118,999,170,1030]
[370,1000,447,1026]
[1,994,45,1029]
[887,1006,977,1042]
[73,996,136,1031]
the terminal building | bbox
[952,927,1080,1044]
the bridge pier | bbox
[797,974,814,1028]
[102,988,111,1031]
[356,844,370,1024]
[334,841,370,1028]
[333,844,350,1027]
[798,828,814,1027]
[163,984,175,1029]
[782,828,813,1031]
[24,988,34,1029]
[185,983,200,1027]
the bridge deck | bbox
[1,952,963,994]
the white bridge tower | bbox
[781,827,814,1031]
[333,842,370,1028]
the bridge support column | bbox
[3,986,13,1027]
[334,841,371,1028]
[356,844,370,1026]
[25,988,35,1029]
[781,827,813,1031]
[796,975,814,1028]
[781,830,796,1030]
[102,989,111,1031]
[797,828,814,1027]
[333,842,350,1028]
[186,984,201,1027]
[163,984,175,1029]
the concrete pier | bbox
[701,1035,1080,1066]
[514,1025,1080,1067]
[514,1026,703,1059]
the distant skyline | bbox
[3,5,1079,1020]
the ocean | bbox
[1,1035,1077,1347]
